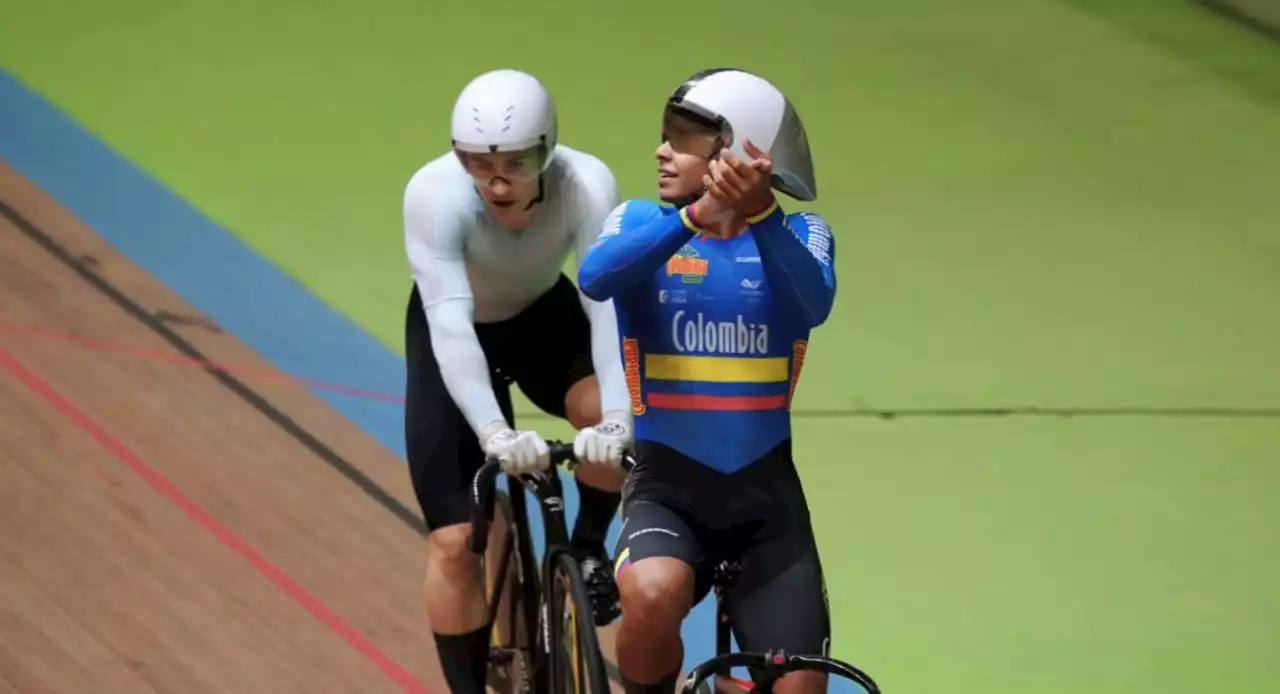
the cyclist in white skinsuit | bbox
[401,68,632,694]
[408,147,620,324]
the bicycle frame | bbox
[682,650,881,694]
[705,538,875,694]
[469,446,580,688]
[550,451,878,694]
[477,468,542,661]
[709,562,756,692]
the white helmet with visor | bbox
[665,68,817,202]
[450,69,558,183]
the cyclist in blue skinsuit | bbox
[577,69,837,694]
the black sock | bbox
[621,669,680,694]
[432,625,490,694]
[571,480,622,558]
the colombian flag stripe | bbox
[678,206,706,234]
[647,393,788,411]
[614,547,632,579]
[745,199,780,224]
[644,354,788,383]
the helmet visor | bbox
[661,104,728,158]
[453,144,550,184]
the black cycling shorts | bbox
[614,440,831,656]
[404,274,595,531]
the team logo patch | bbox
[622,338,646,416]
[666,245,709,284]
[594,421,627,437]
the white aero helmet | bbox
[667,68,817,201]
[450,69,558,173]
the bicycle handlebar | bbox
[680,651,881,694]
[467,440,635,555]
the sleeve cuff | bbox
[744,198,780,224]
[679,205,708,234]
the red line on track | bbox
[0,342,430,694]
[0,322,404,403]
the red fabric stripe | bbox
[646,393,787,411]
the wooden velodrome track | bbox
[0,161,624,692]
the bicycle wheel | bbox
[484,490,535,693]
[545,546,609,694]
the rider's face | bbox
[655,108,724,203]
[457,149,544,230]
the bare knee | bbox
[618,557,695,630]
[426,523,481,583]
[564,376,602,430]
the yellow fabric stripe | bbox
[679,206,706,234]
[645,354,789,383]
[745,199,780,224]
[614,547,631,574]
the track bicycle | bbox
[605,459,881,694]
[686,560,882,694]
[468,441,613,694]
[683,647,882,694]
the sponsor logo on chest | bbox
[671,310,769,355]
[666,245,709,284]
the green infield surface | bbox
[3,0,1279,691]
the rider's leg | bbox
[500,276,629,623]
[617,556,695,693]
[727,544,830,694]
[563,374,625,557]
[724,444,830,694]
[423,523,492,694]
[499,275,625,565]
[405,286,514,694]
[613,500,710,694]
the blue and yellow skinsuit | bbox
[577,198,837,473]
[579,196,838,658]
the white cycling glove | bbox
[482,426,550,476]
[573,411,633,471]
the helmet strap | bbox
[524,175,545,211]
[661,146,722,210]
[523,144,550,211]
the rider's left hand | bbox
[573,411,633,471]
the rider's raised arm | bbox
[577,200,696,302]
[750,204,837,328]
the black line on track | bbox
[154,310,223,333]
[1,199,632,686]
[0,199,427,535]
[847,405,1280,419]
